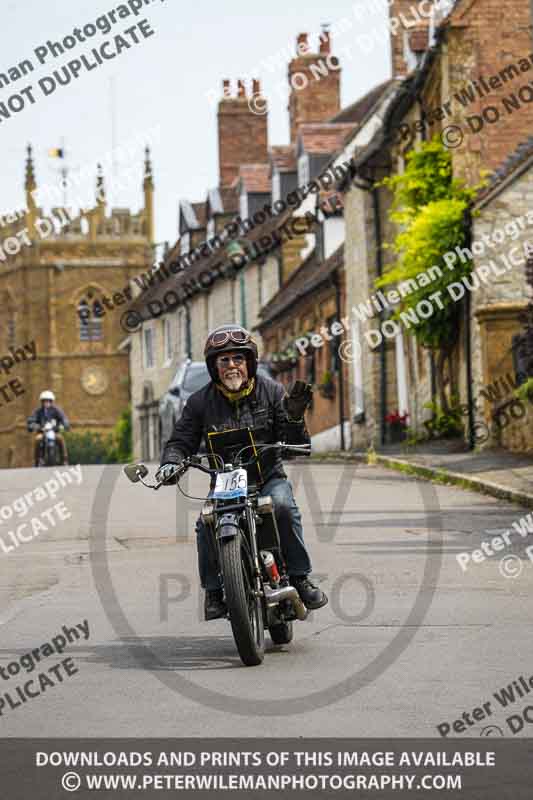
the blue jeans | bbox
[196,476,312,590]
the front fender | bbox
[216,513,241,541]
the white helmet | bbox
[39,390,55,402]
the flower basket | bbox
[385,411,409,443]
[269,349,298,374]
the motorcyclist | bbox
[157,324,328,621]
[29,390,70,466]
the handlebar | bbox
[125,442,312,490]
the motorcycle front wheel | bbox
[220,533,265,667]
[45,443,58,467]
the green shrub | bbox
[423,399,464,439]
[64,430,109,464]
[64,406,133,464]
[515,378,533,404]
[105,405,133,463]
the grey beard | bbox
[222,373,245,392]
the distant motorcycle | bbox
[124,440,311,666]
[28,418,62,467]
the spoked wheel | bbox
[220,533,265,666]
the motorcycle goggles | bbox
[207,329,252,349]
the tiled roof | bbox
[191,202,207,227]
[207,186,239,217]
[219,186,239,213]
[475,136,533,205]
[298,124,355,155]
[329,80,395,124]
[257,244,344,327]
[269,146,297,172]
[238,164,271,193]
[130,203,297,312]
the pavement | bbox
[369,440,533,508]
[1,460,532,738]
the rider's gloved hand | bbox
[155,462,180,485]
[283,380,313,421]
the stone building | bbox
[338,0,533,449]
[128,31,353,460]
[469,140,533,451]
[0,146,154,468]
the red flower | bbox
[385,410,409,425]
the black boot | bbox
[204,588,227,621]
[291,576,328,610]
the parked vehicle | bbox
[159,361,210,449]
[159,359,275,451]
[124,438,311,666]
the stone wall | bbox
[470,166,533,445]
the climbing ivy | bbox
[375,138,484,411]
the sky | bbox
[0,0,391,248]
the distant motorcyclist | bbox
[157,324,328,621]
[28,390,69,466]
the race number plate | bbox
[213,468,248,499]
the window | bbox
[163,318,172,363]
[78,298,103,341]
[207,217,216,240]
[144,327,155,368]
[183,363,210,393]
[7,317,15,349]
[181,231,190,255]
[272,171,281,204]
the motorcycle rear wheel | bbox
[220,533,265,667]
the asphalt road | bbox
[1,460,532,737]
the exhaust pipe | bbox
[264,584,308,621]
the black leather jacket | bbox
[160,374,310,486]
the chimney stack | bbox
[297,32,310,54]
[389,0,433,77]
[217,79,268,187]
[319,27,331,54]
[288,32,341,143]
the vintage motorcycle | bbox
[124,440,311,667]
[28,417,62,467]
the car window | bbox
[169,362,187,390]
[183,364,210,392]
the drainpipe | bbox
[372,185,387,447]
[464,209,475,450]
[333,269,346,451]
[185,302,192,358]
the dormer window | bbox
[181,231,190,255]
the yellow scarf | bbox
[216,378,255,404]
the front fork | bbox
[245,501,264,599]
